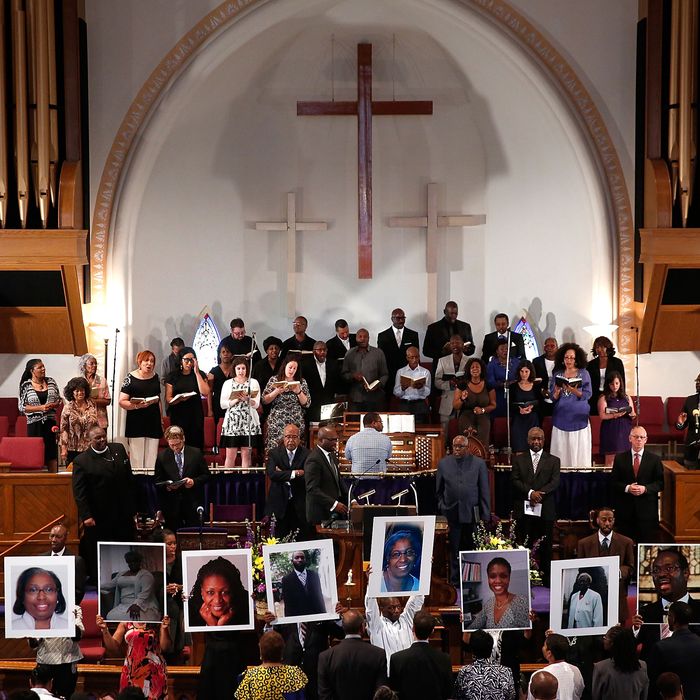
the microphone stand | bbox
[110,328,120,443]
[346,459,382,533]
[504,330,512,464]
[197,506,205,550]
[631,326,640,424]
[246,332,259,465]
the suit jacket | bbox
[533,354,554,386]
[511,450,561,520]
[436,453,490,524]
[585,355,625,414]
[305,447,349,525]
[318,637,387,700]
[41,547,87,604]
[303,358,343,423]
[281,334,317,359]
[266,444,310,520]
[638,596,700,624]
[480,330,526,363]
[326,334,356,362]
[71,443,135,541]
[389,641,453,700]
[377,326,421,390]
[434,354,468,417]
[154,445,210,527]
[422,317,475,363]
[611,450,664,524]
[281,568,326,617]
[648,627,700,699]
[577,531,634,583]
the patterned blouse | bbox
[454,658,516,700]
[85,373,111,428]
[466,594,530,631]
[234,664,308,700]
[59,400,100,452]
[18,378,62,425]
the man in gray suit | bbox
[436,435,490,586]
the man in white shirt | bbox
[29,664,62,698]
[345,412,392,476]
[393,346,431,424]
[528,634,584,700]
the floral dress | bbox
[263,377,310,451]
[220,378,262,448]
[120,624,167,700]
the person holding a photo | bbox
[12,567,69,631]
[466,557,530,630]
[102,551,161,622]
[187,556,250,627]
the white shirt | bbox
[365,593,424,672]
[51,547,66,557]
[529,662,584,700]
[597,531,613,546]
[393,363,431,401]
[315,359,327,387]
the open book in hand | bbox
[230,387,260,400]
[155,478,187,489]
[270,380,301,390]
[131,395,159,404]
[514,400,539,408]
[399,375,427,390]
[605,405,632,415]
[554,376,582,388]
[362,377,381,391]
[90,386,101,399]
[168,391,198,404]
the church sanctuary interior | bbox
[1,0,700,698]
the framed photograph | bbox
[459,549,532,632]
[550,557,619,637]
[367,515,436,597]
[4,555,76,638]
[182,549,254,632]
[637,544,700,625]
[262,540,339,623]
[98,542,166,624]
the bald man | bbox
[530,671,558,700]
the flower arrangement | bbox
[473,519,545,586]
[236,516,297,602]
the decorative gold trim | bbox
[90,0,634,352]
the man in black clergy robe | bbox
[154,424,210,530]
[71,426,135,579]
[281,550,326,617]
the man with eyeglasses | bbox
[436,435,490,586]
[611,426,664,543]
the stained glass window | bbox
[192,313,221,372]
[513,316,539,361]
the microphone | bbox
[115,328,120,333]
[346,459,382,530]
[693,409,699,430]
[357,488,376,502]
[197,506,204,523]
[391,489,410,501]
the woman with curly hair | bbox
[550,342,593,468]
[59,376,99,464]
[188,556,251,628]
[453,357,496,447]
[78,353,111,428]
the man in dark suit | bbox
[317,610,387,700]
[304,341,343,423]
[436,435,490,585]
[326,319,356,363]
[154,425,210,531]
[266,423,310,538]
[389,610,452,700]
[674,373,700,467]
[281,315,316,359]
[480,313,526,363]
[42,523,87,604]
[377,308,420,399]
[611,426,664,543]
[422,301,475,373]
[305,425,349,525]
[533,337,558,417]
[648,601,700,699]
[72,426,135,580]
[281,550,326,617]
[511,426,560,584]
[577,507,634,623]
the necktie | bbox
[532,452,540,473]
[601,537,610,553]
[633,452,640,478]
[299,621,309,648]
[498,334,505,340]
[175,451,184,478]
[661,606,671,639]
[288,450,295,464]
[396,328,402,346]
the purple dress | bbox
[599,396,633,454]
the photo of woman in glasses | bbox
[12,567,69,631]
[381,527,423,593]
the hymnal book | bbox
[168,391,197,404]
[286,349,314,355]
[363,377,381,391]
[399,375,427,390]
[155,478,187,489]
[514,400,538,408]
[229,388,260,400]
[440,371,465,382]
[554,376,582,388]
[90,386,100,399]
[131,395,159,404]
[270,381,300,390]
[605,405,632,415]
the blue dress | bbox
[599,395,633,454]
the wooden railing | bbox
[0,513,65,558]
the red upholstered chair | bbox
[633,396,670,443]
[13,415,27,437]
[491,417,508,450]
[667,396,688,441]
[79,597,105,663]
[0,437,45,470]
[0,416,9,439]
[590,415,602,462]
[0,397,20,434]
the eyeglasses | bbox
[651,565,681,576]
[631,434,647,440]
[389,549,417,560]
[182,358,195,363]
[26,586,57,595]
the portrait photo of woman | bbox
[183,552,253,631]
[381,528,423,593]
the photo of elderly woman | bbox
[460,550,532,632]
[4,556,76,638]
[183,550,254,631]
[98,543,165,623]
[367,516,436,598]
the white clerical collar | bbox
[91,445,109,454]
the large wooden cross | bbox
[388,182,486,320]
[298,43,433,279]
[255,192,327,315]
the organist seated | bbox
[345,412,392,476]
